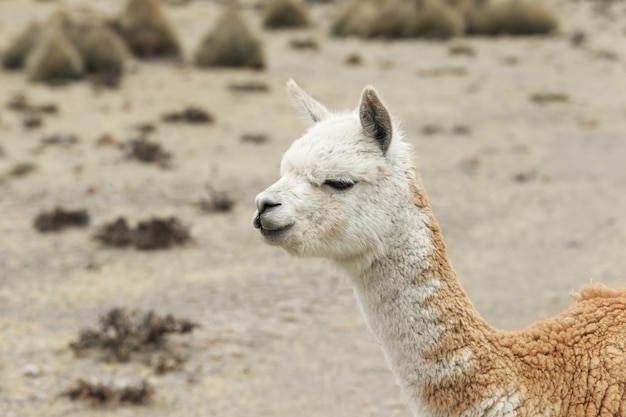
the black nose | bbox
[255,194,281,215]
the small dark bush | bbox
[2,22,41,70]
[489,0,558,35]
[127,138,171,166]
[95,216,191,250]
[67,24,129,75]
[64,379,154,406]
[161,106,214,124]
[114,0,181,58]
[408,0,464,39]
[465,0,558,35]
[331,0,462,39]
[34,207,89,232]
[194,8,265,69]
[263,0,310,29]
[26,26,85,83]
[70,307,199,361]
[197,185,237,213]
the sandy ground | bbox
[1,0,626,416]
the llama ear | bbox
[359,87,392,154]
[287,80,331,124]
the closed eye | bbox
[323,179,356,191]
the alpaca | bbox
[252,81,626,417]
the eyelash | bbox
[323,179,356,191]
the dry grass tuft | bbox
[464,0,558,35]
[67,23,129,76]
[194,8,265,69]
[114,0,181,58]
[487,0,558,35]
[331,0,414,38]
[26,25,85,83]
[70,307,198,361]
[331,0,461,39]
[263,0,311,29]
[64,379,154,406]
[408,0,464,39]
[331,0,557,38]
[530,91,569,104]
[94,217,191,250]
[2,22,42,70]
[34,207,89,232]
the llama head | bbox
[253,81,415,263]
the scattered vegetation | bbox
[6,93,58,115]
[95,217,191,250]
[114,0,181,58]
[345,53,363,66]
[530,92,569,104]
[70,307,198,361]
[126,137,172,167]
[5,162,38,178]
[288,37,320,51]
[2,22,41,70]
[262,0,310,29]
[227,81,270,93]
[418,66,467,77]
[40,132,79,148]
[194,8,265,69]
[34,207,90,232]
[161,106,214,124]
[63,379,154,406]
[196,185,237,213]
[330,0,558,39]
[448,43,476,57]
[25,26,85,83]
[67,23,129,76]
[481,0,559,35]
[240,133,269,144]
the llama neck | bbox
[337,174,496,415]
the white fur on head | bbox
[254,82,414,266]
[287,79,331,124]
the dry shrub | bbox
[95,217,191,250]
[331,0,461,39]
[465,0,558,35]
[408,0,464,39]
[2,22,41,70]
[194,8,265,69]
[126,138,171,166]
[263,0,310,29]
[67,24,129,75]
[70,307,199,362]
[197,185,237,213]
[115,0,181,58]
[26,25,84,82]
[331,0,556,38]
[34,207,89,232]
[331,0,412,38]
[161,106,214,124]
[530,91,569,104]
[64,379,154,406]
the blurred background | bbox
[1,0,626,415]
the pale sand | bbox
[1,0,626,416]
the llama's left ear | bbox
[287,80,331,125]
[359,87,392,154]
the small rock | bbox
[22,363,41,378]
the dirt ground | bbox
[1,0,626,416]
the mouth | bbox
[253,215,294,239]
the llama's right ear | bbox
[287,80,331,125]
[359,87,392,154]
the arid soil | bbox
[1,1,626,416]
